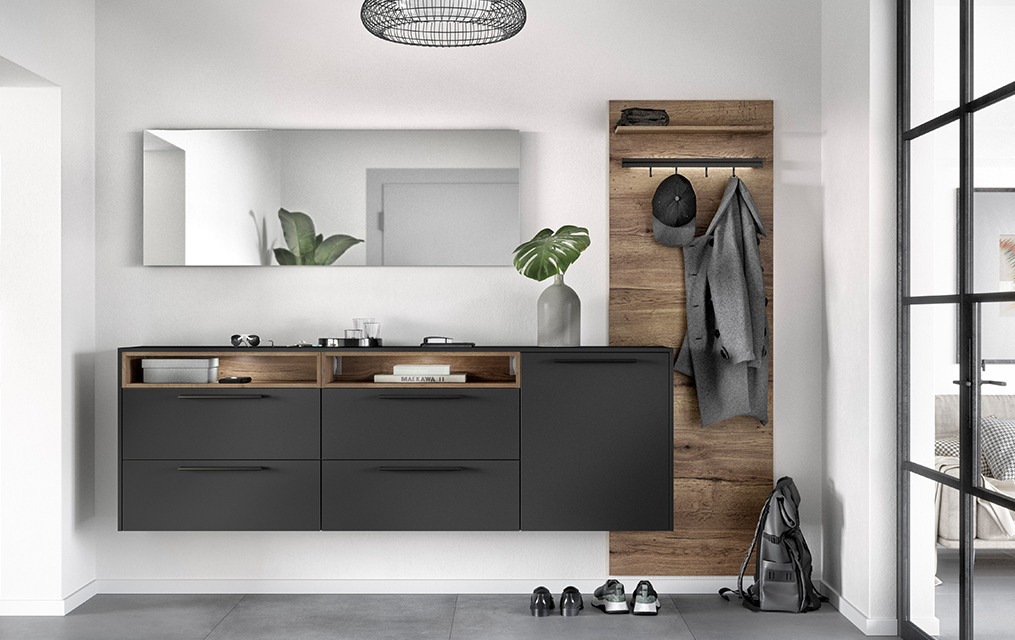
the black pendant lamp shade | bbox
[361,0,526,47]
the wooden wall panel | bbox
[608,100,774,576]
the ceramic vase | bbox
[537,273,581,346]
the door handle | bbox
[951,380,1007,387]
[176,395,265,400]
[377,466,464,472]
[377,395,464,400]
[177,466,267,471]
[552,359,638,364]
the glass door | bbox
[900,2,1015,639]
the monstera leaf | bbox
[273,208,363,265]
[512,225,591,281]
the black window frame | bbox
[898,2,1015,639]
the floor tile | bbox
[673,594,873,640]
[205,594,457,640]
[936,549,1015,640]
[448,594,694,640]
[0,594,242,640]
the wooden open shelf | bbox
[121,351,322,388]
[614,124,774,135]
[322,351,520,389]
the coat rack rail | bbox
[621,157,765,169]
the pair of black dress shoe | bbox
[529,585,584,617]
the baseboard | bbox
[612,575,750,594]
[93,576,745,596]
[817,580,898,636]
[0,580,98,616]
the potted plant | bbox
[512,225,590,346]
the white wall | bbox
[0,0,97,615]
[820,0,898,635]
[0,80,64,610]
[92,0,826,596]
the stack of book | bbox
[373,364,467,383]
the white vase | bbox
[537,273,581,346]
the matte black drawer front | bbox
[322,460,519,531]
[121,460,320,531]
[520,351,673,531]
[122,389,320,459]
[322,389,519,460]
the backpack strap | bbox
[718,487,773,609]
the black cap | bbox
[652,173,696,247]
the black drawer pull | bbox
[176,395,265,400]
[377,466,464,472]
[177,466,267,472]
[377,395,464,400]
[552,359,638,364]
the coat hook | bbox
[649,167,653,178]
[674,167,678,176]
[705,167,709,178]
[732,166,736,177]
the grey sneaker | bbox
[631,580,661,615]
[591,579,629,614]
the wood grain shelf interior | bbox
[614,124,774,135]
[323,351,520,388]
[608,100,774,577]
[121,352,322,388]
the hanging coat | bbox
[675,176,769,428]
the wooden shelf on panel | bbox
[121,351,322,388]
[322,351,521,389]
[613,124,774,135]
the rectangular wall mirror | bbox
[142,129,521,266]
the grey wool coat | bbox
[674,176,769,428]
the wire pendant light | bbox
[361,0,526,47]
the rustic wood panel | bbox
[608,100,774,576]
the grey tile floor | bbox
[0,592,882,640]
[935,548,1015,640]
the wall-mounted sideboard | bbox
[118,346,673,532]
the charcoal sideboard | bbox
[119,346,673,532]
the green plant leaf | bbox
[273,247,299,265]
[512,225,591,281]
[277,208,317,262]
[314,234,364,265]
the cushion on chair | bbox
[981,416,1015,481]
[935,435,992,477]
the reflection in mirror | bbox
[142,129,521,266]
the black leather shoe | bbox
[560,586,584,616]
[530,586,555,617]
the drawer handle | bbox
[552,359,638,364]
[377,466,464,472]
[177,466,267,472]
[377,395,464,400]
[176,395,265,400]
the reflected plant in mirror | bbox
[273,208,363,265]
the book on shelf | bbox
[392,364,451,375]
[373,373,467,383]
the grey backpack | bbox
[719,476,825,612]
